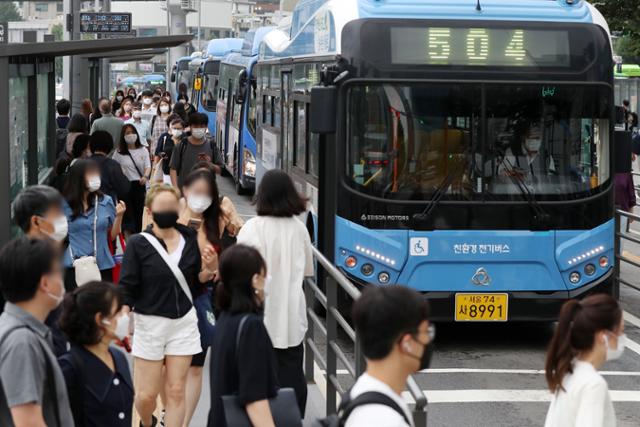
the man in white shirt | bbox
[346,286,433,427]
[125,102,152,148]
[139,90,157,123]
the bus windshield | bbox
[347,83,611,201]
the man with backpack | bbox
[318,286,433,427]
[169,112,222,191]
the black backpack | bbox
[312,391,411,427]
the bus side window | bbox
[294,101,306,169]
[307,102,320,177]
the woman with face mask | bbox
[544,294,624,427]
[178,168,243,427]
[152,117,184,186]
[117,98,134,121]
[62,160,126,290]
[112,90,125,113]
[58,281,134,427]
[112,124,151,236]
[207,244,278,427]
[150,100,172,154]
[119,184,212,427]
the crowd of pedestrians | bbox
[0,87,631,427]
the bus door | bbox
[281,71,293,172]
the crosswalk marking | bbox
[400,389,640,404]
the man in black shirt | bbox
[89,131,130,203]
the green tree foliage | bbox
[51,24,64,82]
[593,0,640,58]
[0,3,23,22]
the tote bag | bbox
[69,195,101,286]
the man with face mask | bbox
[0,238,75,427]
[125,102,152,148]
[170,112,222,191]
[498,123,556,180]
[90,99,124,147]
[346,285,433,427]
[139,90,157,124]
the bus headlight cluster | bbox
[567,246,605,266]
[354,245,396,266]
[569,272,581,284]
[378,272,390,284]
[243,149,256,178]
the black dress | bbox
[207,312,279,427]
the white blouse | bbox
[113,147,151,182]
[237,216,314,349]
[544,360,616,427]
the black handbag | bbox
[221,315,302,427]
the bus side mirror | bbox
[310,86,337,134]
[170,65,176,83]
[236,70,248,105]
[615,130,632,173]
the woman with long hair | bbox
[207,244,278,427]
[58,282,134,427]
[117,97,134,121]
[64,114,89,156]
[119,184,215,427]
[150,98,172,154]
[62,159,126,290]
[178,168,243,427]
[112,124,151,236]
[80,98,95,125]
[237,169,314,416]
[544,294,625,427]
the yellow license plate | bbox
[455,293,508,322]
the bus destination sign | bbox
[79,13,132,34]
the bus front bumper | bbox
[423,269,614,322]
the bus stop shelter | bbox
[0,35,192,243]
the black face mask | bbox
[153,211,179,229]
[404,336,433,371]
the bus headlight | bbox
[569,272,581,284]
[243,149,256,178]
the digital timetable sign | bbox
[390,27,571,68]
[79,13,132,34]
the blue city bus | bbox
[254,0,616,321]
[192,38,244,138]
[142,74,166,91]
[172,55,197,98]
[216,28,275,194]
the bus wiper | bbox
[499,157,551,230]
[412,172,457,225]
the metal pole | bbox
[614,208,622,300]
[197,0,201,51]
[165,0,171,94]
[101,0,111,97]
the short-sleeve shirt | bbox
[208,312,279,427]
[59,345,133,427]
[63,195,116,270]
[154,133,175,175]
[112,147,151,181]
[150,116,169,154]
[0,303,75,427]
[345,373,413,427]
[237,216,314,349]
[169,138,215,188]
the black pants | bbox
[123,181,146,233]
[64,267,113,291]
[274,343,307,418]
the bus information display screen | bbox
[390,27,571,67]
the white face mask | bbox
[191,128,206,140]
[87,175,101,192]
[604,333,626,361]
[143,98,152,106]
[44,216,68,242]
[45,277,65,307]
[124,134,138,145]
[123,105,132,113]
[102,314,130,341]
[187,194,212,214]
[132,110,142,119]
[525,138,542,153]
[160,105,170,114]
[171,129,183,138]
[116,96,123,102]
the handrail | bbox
[305,244,429,426]
[613,208,640,297]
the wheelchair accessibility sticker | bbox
[410,238,429,256]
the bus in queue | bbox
[142,74,166,91]
[191,38,244,138]
[171,52,202,98]
[216,27,275,195]
[253,0,616,321]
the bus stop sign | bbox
[79,13,132,34]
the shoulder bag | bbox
[140,232,193,303]
[69,195,101,286]
[221,315,302,427]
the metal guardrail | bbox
[615,208,640,294]
[304,245,428,426]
